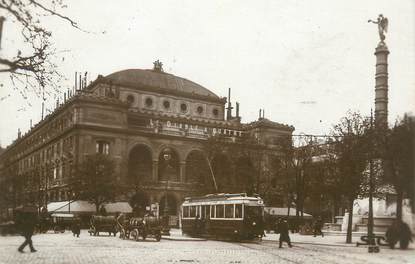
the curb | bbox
[261,239,355,248]
[162,236,207,241]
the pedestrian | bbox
[278,218,292,248]
[386,219,413,249]
[16,205,38,253]
[193,215,201,235]
[71,218,81,238]
[99,205,107,216]
[398,220,412,249]
[313,216,324,237]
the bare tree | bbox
[331,111,370,243]
[0,0,79,98]
[278,135,315,224]
[71,154,118,212]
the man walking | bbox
[16,205,38,253]
[313,216,324,237]
[278,218,292,248]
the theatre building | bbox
[0,61,294,224]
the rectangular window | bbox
[235,204,243,218]
[210,205,215,218]
[201,205,206,219]
[215,205,224,218]
[183,206,189,218]
[190,206,196,218]
[225,204,234,218]
[96,141,110,155]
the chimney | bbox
[226,88,233,120]
[18,128,21,139]
[75,72,78,91]
[236,102,240,118]
[84,72,88,88]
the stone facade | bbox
[0,65,294,220]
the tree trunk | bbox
[332,198,338,223]
[396,185,403,221]
[346,198,354,244]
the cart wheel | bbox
[155,231,161,242]
[131,229,139,241]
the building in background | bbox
[0,61,294,223]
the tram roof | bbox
[183,193,263,204]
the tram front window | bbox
[245,206,262,221]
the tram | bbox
[181,193,264,240]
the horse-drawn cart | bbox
[89,215,117,236]
[117,215,162,241]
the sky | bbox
[0,0,414,147]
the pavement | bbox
[165,229,415,249]
[0,230,414,264]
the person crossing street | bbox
[277,218,292,248]
[16,205,38,253]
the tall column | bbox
[374,42,389,129]
[179,161,186,182]
[152,160,158,181]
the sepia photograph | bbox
[0,1,414,263]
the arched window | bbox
[128,145,152,184]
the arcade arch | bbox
[128,144,153,184]
[158,147,180,182]
[159,193,178,215]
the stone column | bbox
[374,42,389,129]
[179,161,186,182]
[152,160,158,181]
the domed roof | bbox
[103,69,220,99]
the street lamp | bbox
[162,148,172,222]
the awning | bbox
[104,202,132,213]
[264,207,313,218]
[47,201,132,214]
[51,213,75,218]
[47,201,95,213]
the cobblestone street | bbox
[0,231,414,264]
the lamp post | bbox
[162,148,172,225]
[367,110,379,253]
